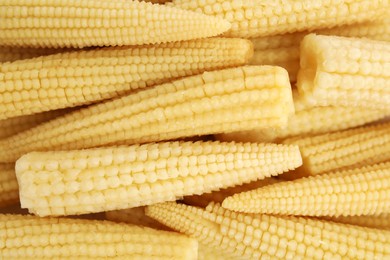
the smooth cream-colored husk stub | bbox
[0,38,253,120]
[15,141,302,216]
[297,34,390,109]
[169,0,389,38]
[0,65,293,163]
[146,202,390,259]
[0,164,19,208]
[0,0,230,48]
[0,214,198,259]
[323,213,390,230]
[222,162,390,217]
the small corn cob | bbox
[183,177,280,208]
[0,214,198,259]
[0,47,75,63]
[222,162,390,217]
[147,201,390,259]
[15,141,302,216]
[0,164,19,208]
[0,0,230,48]
[169,0,388,38]
[297,34,390,109]
[0,38,252,120]
[283,122,390,176]
[0,65,293,163]
[323,213,390,230]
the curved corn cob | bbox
[0,0,230,48]
[297,34,390,109]
[15,141,302,216]
[0,65,293,163]
[0,214,198,259]
[183,177,280,208]
[0,47,74,63]
[0,38,253,120]
[222,162,390,217]
[323,213,390,230]
[283,122,390,176]
[0,164,18,208]
[147,202,390,259]
[169,0,388,38]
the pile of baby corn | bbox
[0,0,389,259]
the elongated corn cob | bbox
[0,214,198,259]
[169,0,388,38]
[0,38,253,120]
[222,162,390,217]
[183,177,280,208]
[323,213,390,230]
[15,141,302,216]
[297,34,390,109]
[0,164,19,208]
[283,122,390,176]
[0,65,293,163]
[147,202,390,259]
[0,47,75,63]
[0,0,230,48]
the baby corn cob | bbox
[324,213,390,230]
[0,214,198,259]
[169,0,388,38]
[183,177,280,208]
[0,0,230,48]
[0,38,252,120]
[15,141,302,216]
[147,202,390,259]
[0,47,75,63]
[222,162,390,217]
[297,34,390,109]
[0,164,19,208]
[283,122,390,176]
[0,66,293,163]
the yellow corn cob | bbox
[0,0,230,48]
[0,164,19,208]
[283,122,390,176]
[0,47,75,63]
[297,34,390,109]
[0,214,198,259]
[323,213,390,230]
[183,177,280,208]
[0,65,293,163]
[216,91,390,143]
[222,162,390,217]
[15,141,302,216]
[169,0,388,38]
[147,202,390,259]
[0,38,253,120]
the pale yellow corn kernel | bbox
[0,164,19,208]
[0,0,230,48]
[183,177,280,208]
[15,141,302,216]
[297,34,390,109]
[0,214,198,259]
[169,0,388,38]
[0,38,253,120]
[222,162,390,217]
[0,65,293,163]
[147,202,390,259]
[0,47,75,63]
[323,213,390,230]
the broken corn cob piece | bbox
[0,164,19,208]
[0,65,293,163]
[147,202,390,259]
[0,38,252,120]
[169,0,388,38]
[15,141,302,216]
[0,0,230,48]
[297,34,390,109]
[222,162,390,217]
[0,46,74,63]
[0,214,198,259]
[323,213,390,230]
[283,122,390,176]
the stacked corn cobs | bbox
[1,0,389,259]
